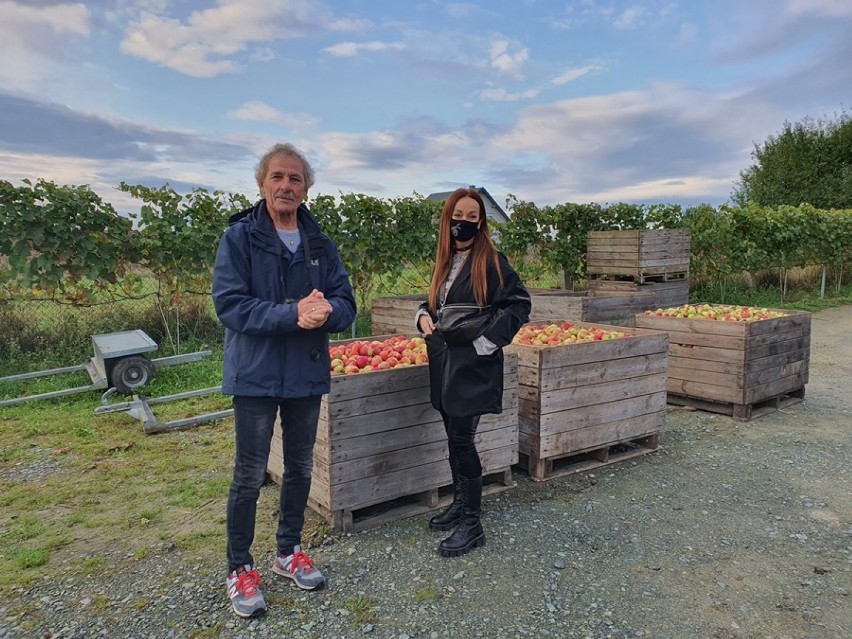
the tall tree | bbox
[732,111,852,209]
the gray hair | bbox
[255,143,316,189]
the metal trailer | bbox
[0,329,211,407]
[94,386,234,434]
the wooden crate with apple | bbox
[587,228,690,283]
[370,281,688,335]
[267,335,518,532]
[634,304,811,421]
[507,321,668,481]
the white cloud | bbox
[249,47,276,62]
[784,0,852,19]
[445,3,479,18]
[0,1,92,91]
[552,65,596,85]
[613,5,649,30]
[227,101,320,131]
[120,0,368,77]
[0,1,90,38]
[480,87,541,102]
[0,0,90,59]
[490,40,529,77]
[323,40,405,57]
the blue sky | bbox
[1,0,849,215]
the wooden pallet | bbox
[667,387,805,422]
[519,433,660,481]
[587,270,688,284]
[290,467,514,533]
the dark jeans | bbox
[226,395,321,572]
[441,410,482,479]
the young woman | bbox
[416,187,531,557]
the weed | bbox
[415,587,439,602]
[188,621,225,639]
[82,556,105,572]
[14,549,49,570]
[341,595,377,625]
[8,516,48,542]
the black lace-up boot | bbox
[438,475,485,557]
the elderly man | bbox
[213,143,356,618]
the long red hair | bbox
[428,187,503,312]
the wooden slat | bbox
[529,391,667,436]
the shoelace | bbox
[234,568,261,595]
[287,550,314,573]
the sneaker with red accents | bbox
[272,545,326,590]
[226,565,266,618]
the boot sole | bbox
[439,534,486,557]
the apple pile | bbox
[644,304,787,322]
[512,322,633,347]
[330,335,428,375]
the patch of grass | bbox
[341,595,378,625]
[188,621,225,639]
[138,507,163,522]
[82,556,105,572]
[134,547,149,561]
[415,587,439,602]
[174,527,223,553]
[7,515,48,541]
[93,594,109,610]
[14,549,49,570]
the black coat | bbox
[420,251,531,417]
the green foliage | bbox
[498,198,684,286]
[684,204,852,298]
[733,111,852,208]
[0,178,135,303]
[118,183,251,296]
[310,192,439,310]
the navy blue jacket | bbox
[213,200,356,398]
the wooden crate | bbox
[507,322,668,481]
[528,281,689,327]
[371,282,689,335]
[267,348,519,532]
[587,229,691,283]
[370,294,426,336]
[634,308,811,421]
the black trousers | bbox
[440,410,482,479]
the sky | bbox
[0,0,850,215]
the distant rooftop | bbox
[426,186,509,224]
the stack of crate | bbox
[583,229,691,323]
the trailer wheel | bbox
[112,356,156,393]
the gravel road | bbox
[2,306,850,639]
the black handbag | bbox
[435,303,494,345]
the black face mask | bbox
[450,219,479,243]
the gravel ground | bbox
[2,306,850,639]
